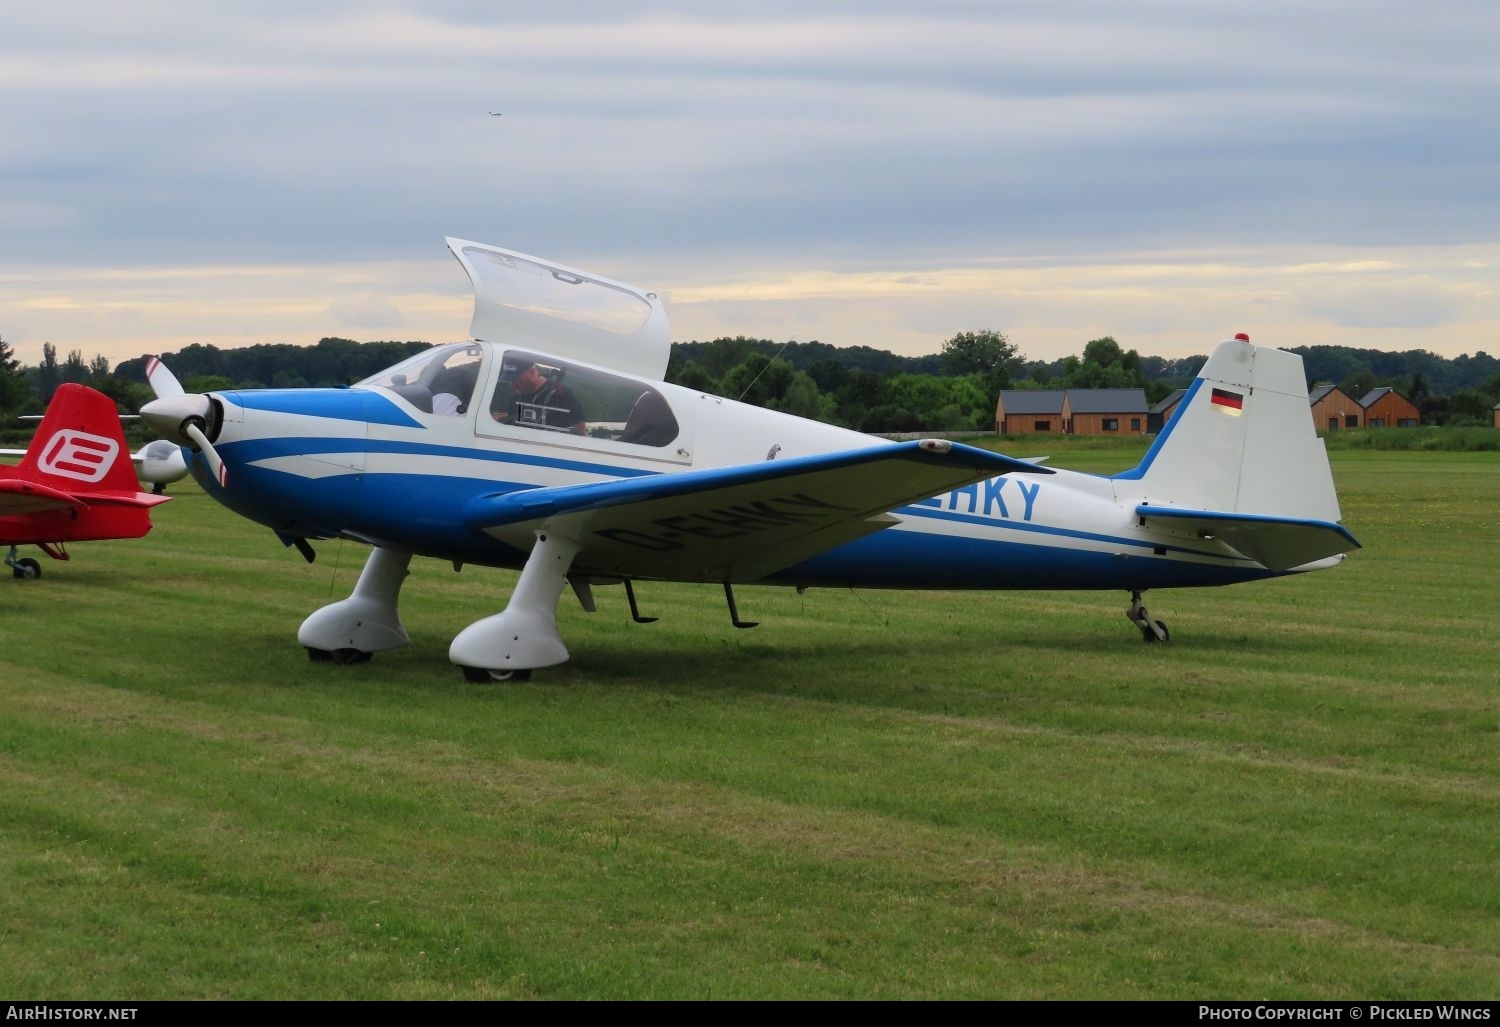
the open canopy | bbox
[447,238,672,381]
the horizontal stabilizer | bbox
[1136,505,1361,570]
[469,439,1050,582]
[73,488,171,509]
[0,478,87,515]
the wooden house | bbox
[1358,387,1421,428]
[1309,384,1363,431]
[1062,388,1150,436]
[1148,389,1186,433]
[995,390,1066,434]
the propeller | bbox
[145,355,185,399]
[140,357,228,488]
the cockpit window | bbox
[487,349,679,447]
[357,343,483,415]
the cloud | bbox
[2,3,1498,363]
[1294,277,1473,330]
[327,292,405,330]
[0,200,82,231]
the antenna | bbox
[736,341,793,402]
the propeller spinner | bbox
[140,357,229,488]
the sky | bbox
[2,1,1498,369]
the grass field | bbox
[1,445,1495,999]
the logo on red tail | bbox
[37,430,121,483]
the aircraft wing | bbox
[1136,505,1361,570]
[468,440,1052,582]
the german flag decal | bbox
[1211,388,1244,414]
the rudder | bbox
[17,383,144,497]
[1119,336,1342,524]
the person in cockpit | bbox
[493,358,587,435]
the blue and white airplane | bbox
[141,238,1360,680]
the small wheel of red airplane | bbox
[13,558,41,580]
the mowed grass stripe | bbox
[2,658,1494,996]
[2,704,1495,999]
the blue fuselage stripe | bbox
[222,436,660,479]
[895,504,1236,560]
[189,441,1267,591]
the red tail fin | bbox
[17,384,144,497]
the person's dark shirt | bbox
[512,377,585,433]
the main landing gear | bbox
[295,537,579,683]
[449,530,580,684]
[1126,590,1170,644]
[299,547,413,664]
[6,546,41,580]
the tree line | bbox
[3,331,1499,433]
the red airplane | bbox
[1,383,170,579]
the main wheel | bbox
[12,558,41,580]
[307,647,373,664]
[1141,619,1170,643]
[461,666,533,683]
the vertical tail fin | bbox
[18,384,147,498]
[1119,335,1342,523]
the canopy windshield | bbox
[356,342,485,415]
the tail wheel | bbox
[12,558,41,580]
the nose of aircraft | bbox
[141,355,229,487]
[140,393,215,448]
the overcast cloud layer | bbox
[3,1,1498,365]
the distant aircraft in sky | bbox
[489,112,502,117]
[1,384,170,579]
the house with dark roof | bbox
[1309,384,1363,431]
[1359,387,1420,428]
[1062,388,1149,436]
[994,390,1066,434]
[1148,388,1187,433]
[996,388,1152,435]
